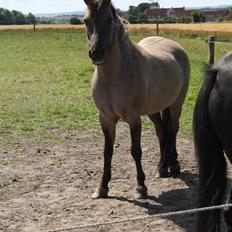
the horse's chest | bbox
[92,81,140,118]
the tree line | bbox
[0,8,36,25]
[125,3,232,24]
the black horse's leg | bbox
[167,107,181,178]
[128,118,147,199]
[224,156,232,232]
[225,190,232,232]
[92,114,118,199]
[149,113,169,178]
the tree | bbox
[137,3,150,13]
[138,13,148,23]
[192,10,201,22]
[125,3,151,23]
[225,8,232,21]
[70,17,82,25]
[11,10,26,24]
[192,10,205,23]
[149,1,160,9]
[216,16,223,22]
[27,13,36,25]
[0,8,12,24]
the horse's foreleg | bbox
[92,114,118,199]
[149,113,169,178]
[128,118,147,199]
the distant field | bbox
[1,23,232,39]
[0,31,232,148]
[0,24,85,32]
[128,23,232,39]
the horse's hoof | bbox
[92,187,109,199]
[170,164,181,178]
[224,211,232,232]
[134,186,148,199]
[155,168,169,178]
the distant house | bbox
[145,7,192,19]
[202,9,229,22]
[144,7,229,22]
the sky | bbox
[0,0,230,14]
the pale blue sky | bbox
[0,0,230,14]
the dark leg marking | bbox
[149,112,169,178]
[92,115,117,199]
[129,119,148,199]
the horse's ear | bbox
[102,0,111,6]
[84,0,91,5]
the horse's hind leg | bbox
[127,117,148,199]
[167,105,181,177]
[149,113,169,178]
[92,113,118,199]
[149,107,180,178]
[167,83,190,177]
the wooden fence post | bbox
[156,16,159,36]
[208,36,215,65]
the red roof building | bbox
[144,7,229,22]
[145,7,191,19]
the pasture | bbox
[0,30,232,231]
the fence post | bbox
[208,36,215,65]
[156,16,159,36]
[33,24,36,32]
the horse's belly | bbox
[140,94,178,115]
[140,76,183,115]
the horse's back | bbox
[138,36,186,57]
[138,36,189,78]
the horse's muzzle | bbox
[89,49,105,65]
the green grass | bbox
[0,31,232,149]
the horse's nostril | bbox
[89,50,93,58]
[89,49,105,62]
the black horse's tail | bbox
[193,67,227,232]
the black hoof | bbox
[170,164,181,178]
[134,186,148,199]
[224,211,232,232]
[155,168,169,178]
[92,187,109,199]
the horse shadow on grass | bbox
[109,171,198,232]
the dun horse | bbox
[84,0,190,199]
[194,52,232,232]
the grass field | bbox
[0,31,232,149]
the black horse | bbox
[194,52,232,232]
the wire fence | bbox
[206,40,232,45]
[45,203,232,232]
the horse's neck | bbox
[97,29,137,77]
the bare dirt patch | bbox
[0,126,197,232]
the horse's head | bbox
[83,0,119,65]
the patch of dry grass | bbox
[0,24,85,32]
[127,23,232,40]
[1,23,232,40]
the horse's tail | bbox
[193,66,227,232]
